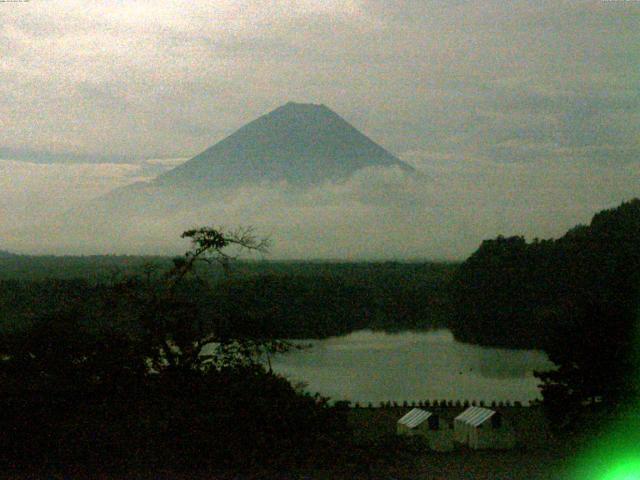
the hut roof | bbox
[455,406,496,427]
[397,408,432,429]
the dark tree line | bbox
[3,200,638,448]
[450,199,640,428]
[0,228,352,473]
[0,262,453,339]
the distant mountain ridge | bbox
[85,101,418,221]
[154,102,413,188]
[5,103,423,255]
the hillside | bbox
[449,198,640,349]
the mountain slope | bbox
[5,103,423,256]
[154,102,413,188]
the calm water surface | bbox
[271,330,554,405]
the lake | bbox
[271,329,554,405]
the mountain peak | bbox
[281,101,326,109]
[268,102,338,121]
[156,103,414,187]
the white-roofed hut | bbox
[396,408,454,452]
[454,406,515,450]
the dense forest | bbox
[1,199,639,352]
[0,200,638,471]
[450,198,640,351]
[450,199,640,425]
[0,230,359,472]
[0,259,455,338]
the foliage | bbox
[0,227,350,472]
[450,199,640,428]
[0,261,455,338]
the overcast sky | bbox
[1,0,639,257]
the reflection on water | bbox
[271,330,554,405]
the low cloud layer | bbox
[2,158,637,259]
[0,158,184,231]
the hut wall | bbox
[397,419,454,452]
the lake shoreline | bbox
[270,329,553,406]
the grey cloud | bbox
[0,147,135,164]
[2,160,638,259]
[0,0,639,257]
[2,0,638,163]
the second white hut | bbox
[454,406,515,450]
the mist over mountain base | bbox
[4,159,638,259]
